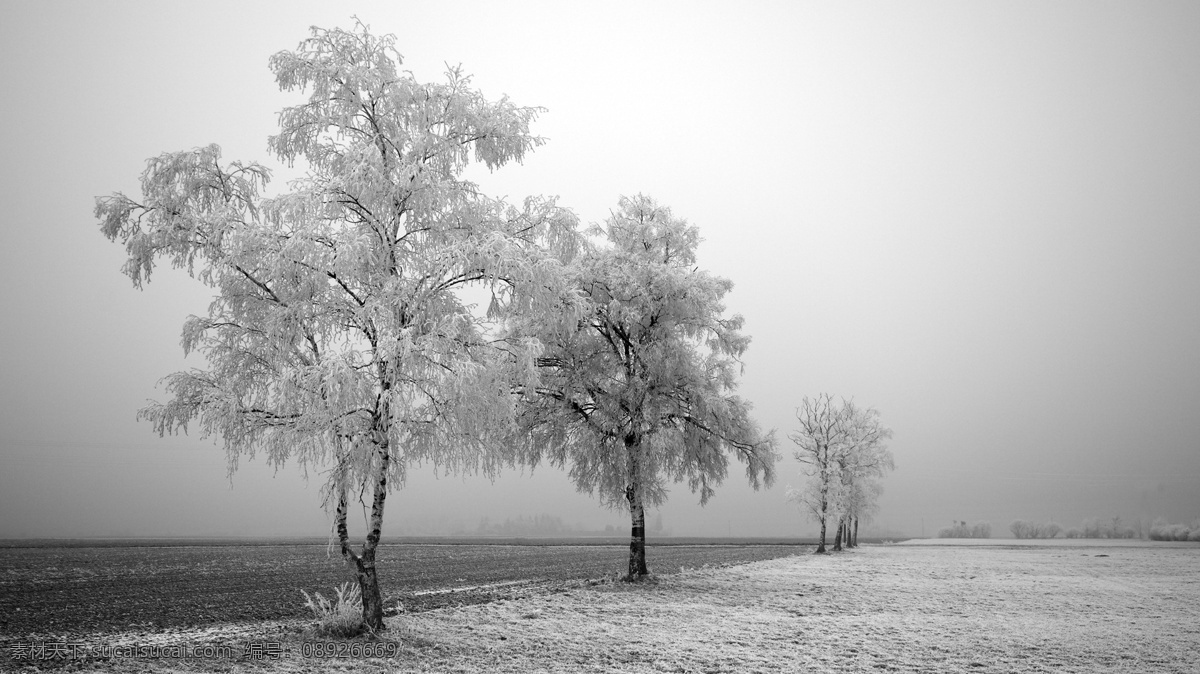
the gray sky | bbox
[2,1,1198,539]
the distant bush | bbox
[302,582,364,637]
[936,520,991,538]
[1148,519,1200,542]
[1010,520,1036,539]
[1009,520,1063,539]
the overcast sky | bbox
[2,1,1198,539]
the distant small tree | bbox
[515,195,777,579]
[787,395,893,553]
[830,402,893,549]
[1010,520,1034,539]
[96,22,578,631]
[786,394,843,553]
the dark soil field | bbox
[0,538,803,637]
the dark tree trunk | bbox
[624,433,649,580]
[833,520,844,551]
[353,548,384,631]
[334,438,390,632]
[358,464,387,631]
[626,485,649,579]
[851,517,859,547]
[815,489,829,554]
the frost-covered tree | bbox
[514,195,777,579]
[787,395,892,553]
[96,22,578,631]
[787,394,843,553]
[830,402,893,549]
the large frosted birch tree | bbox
[95,23,578,631]
[515,195,777,579]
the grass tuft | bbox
[301,582,366,638]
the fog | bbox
[2,1,1198,540]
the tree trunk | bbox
[815,487,829,553]
[358,453,388,631]
[816,515,827,553]
[624,434,649,580]
[851,517,859,547]
[334,437,390,632]
[626,485,649,579]
[832,520,843,552]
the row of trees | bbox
[1014,517,1142,540]
[933,517,1164,539]
[786,395,895,553]
[97,22,776,631]
[936,518,1148,540]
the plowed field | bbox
[0,540,799,636]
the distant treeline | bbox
[1010,517,1137,539]
[473,514,665,537]
[476,514,578,537]
[936,521,992,539]
[933,516,1200,541]
[1007,517,1200,540]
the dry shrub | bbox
[302,582,365,638]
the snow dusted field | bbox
[6,540,1198,672]
[395,541,1199,673]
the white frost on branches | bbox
[786,394,893,548]
[96,20,582,628]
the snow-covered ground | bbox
[899,537,1197,548]
[8,540,1198,672]
[396,541,1199,673]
